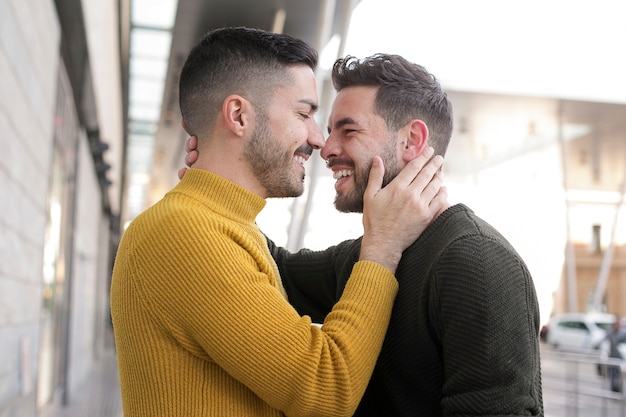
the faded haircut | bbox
[332,54,453,156]
[179,26,318,139]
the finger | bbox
[430,185,448,209]
[406,154,443,193]
[177,167,187,180]
[388,146,435,188]
[364,156,384,201]
[420,172,444,203]
[185,150,199,167]
[427,185,448,213]
[185,136,198,152]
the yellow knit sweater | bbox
[110,169,398,417]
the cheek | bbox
[351,154,371,179]
[284,120,308,140]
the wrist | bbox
[359,236,402,273]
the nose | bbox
[320,131,337,160]
[307,120,325,150]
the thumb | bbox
[364,156,385,200]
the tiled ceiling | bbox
[124,0,178,223]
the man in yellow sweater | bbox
[110,27,446,417]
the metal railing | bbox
[541,348,625,417]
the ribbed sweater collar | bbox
[173,168,266,224]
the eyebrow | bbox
[327,117,357,134]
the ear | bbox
[222,94,251,137]
[401,119,429,163]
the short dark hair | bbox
[179,26,318,138]
[331,54,453,156]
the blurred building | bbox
[0,0,624,415]
[556,244,626,318]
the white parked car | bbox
[545,313,616,352]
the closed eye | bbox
[329,117,360,136]
[326,127,357,136]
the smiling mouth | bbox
[332,169,354,180]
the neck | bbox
[194,144,267,199]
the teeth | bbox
[294,155,306,164]
[333,169,354,180]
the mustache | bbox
[295,144,314,157]
[326,158,355,169]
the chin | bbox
[334,196,364,214]
[288,184,305,198]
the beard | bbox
[243,112,310,198]
[334,138,401,213]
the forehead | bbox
[272,65,318,105]
[329,86,378,124]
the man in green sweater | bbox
[185,53,544,416]
[111,27,447,417]
[271,55,544,416]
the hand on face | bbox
[359,146,447,273]
[179,136,449,273]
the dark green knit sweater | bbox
[269,204,544,416]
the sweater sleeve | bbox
[267,236,359,322]
[432,234,543,416]
[130,212,398,417]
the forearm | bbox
[205,260,398,417]
[267,236,358,320]
[145,228,397,417]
